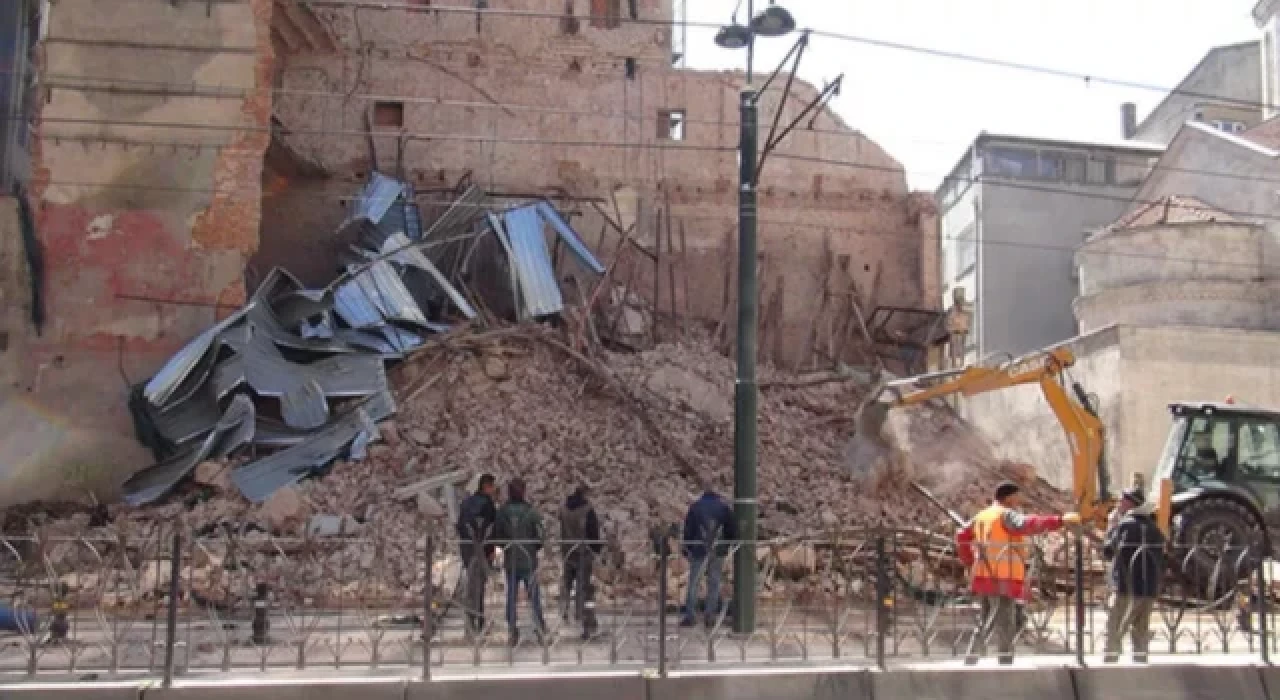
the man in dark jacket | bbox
[681,479,738,628]
[1102,488,1165,663]
[559,484,602,639]
[494,478,547,645]
[456,473,497,635]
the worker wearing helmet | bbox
[956,481,1081,665]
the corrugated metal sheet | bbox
[147,385,220,446]
[380,233,477,319]
[231,391,395,503]
[337,260,430,327]
[350,172,408,225]
[537,200,606,274]
[122,395,256,506]
[502,205,563,318]
[216,324,387,430]
[143,305,251,407]
[421,185,488,241]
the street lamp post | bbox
[717,1,841,635]
[716,0,795,636]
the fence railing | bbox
[0,525,1271,681]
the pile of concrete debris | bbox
[6,174,1073,606]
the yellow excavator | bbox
[852,346,1280,598]
[850,347,1153,528]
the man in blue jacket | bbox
[681,478,738,628]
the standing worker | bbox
[559,483,602,640]
[681,478,738,628]
[456,473,498,637]
[1102,488,1164,663]
[956,481,1079,665]
[495,478,548,646]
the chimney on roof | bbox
[1121,102,1138,139]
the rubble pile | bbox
[3,173,1075,606]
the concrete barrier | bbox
[871,667,1074,700]
[648,670,870,700]
[1072,664,1267,700]
[142,678,408,700]
[0,682,139,700]
[1258,665,1280,700]
[407,674,645,700]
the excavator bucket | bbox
[847,396,894,477]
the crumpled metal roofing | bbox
[231,391,395,503]
[537,200,606,274]
[501,205,564,318]
[379,233,477,319]
[122,395,256,506]
[143,305,252,407]
[350,172,409,226]
[214,323,387,430]
[335,260,430,327]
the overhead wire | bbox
[17,1,1280,272]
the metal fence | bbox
[0,525,1271,681]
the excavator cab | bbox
[1153,400,1280,596]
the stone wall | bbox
[0,0,274,504]
[1074,220,1280,332]
[261,0,933,367]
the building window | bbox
[951,223,977,279]
[1209,119,1246,133]
[373,101,405,128]
[590,0,621,28]
[658,109,685,141]
[1085,157,1107,185]
[984,147,1037,178]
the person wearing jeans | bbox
[494,478,547,645]
[681,479,737,627]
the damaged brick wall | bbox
[262,0,933,366]
[0,0,275,505]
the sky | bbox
[681,0,1261,190]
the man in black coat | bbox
[456,473,498,635]
[559,484,602,639]
[1102,488,1165,663]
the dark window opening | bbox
[625,57,636,80]
[658,109,685,141]
[590,0,622,28]
[373,101,405,128]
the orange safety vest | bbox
[970,504,1027,585]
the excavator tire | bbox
[1172,496,1264,601]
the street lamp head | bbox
[751,2,796,37]
[714,22,752,50]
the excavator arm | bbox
[861,347,1113,523]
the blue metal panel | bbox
[502,205,563,318]
[350,172,409,225]
[537,201,605,274]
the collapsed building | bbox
[0,0,938,507]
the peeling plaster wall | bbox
[0,0,274,505]
[262,0,931,366]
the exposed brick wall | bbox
[0,0,275,505]
[263,1,933,368]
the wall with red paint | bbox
[0,0,274,505]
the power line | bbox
[31,176,1280,274]
[35,0,1280,115]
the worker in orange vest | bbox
[956,481,1080,665]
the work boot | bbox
[997,654,1014,666]
[1133,653,1148,664]
[679,617,696,628]
[509,630,520,647]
